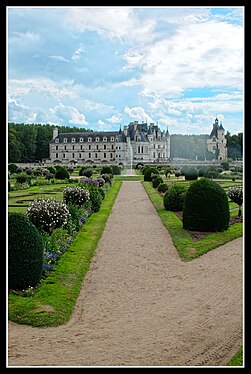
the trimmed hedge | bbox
[183,178,230,232]
[144,167,159,181]
[8,213,44,290]
[163,184,186,211]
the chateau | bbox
[49,118,227,165]
[49,121,171,166]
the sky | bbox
[7,6,244,135]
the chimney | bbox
[53,127,58,140]
[123,125,128,137]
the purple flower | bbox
[43,263,51,269]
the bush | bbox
[163,184,186,211]
[86,184,103,213]
[152,176,164,189]
[184,167,198,181]
[144,167,159,181]
[63,185,90,207]
[16,172,28,186]
[228,186,243,217]
[101,173,112,185]
[8,213,44,290]
[100,166,112,175]
[111,165,121,175]
[82,168,93,178]
[183,178,230,232]
[66,203,83,232]
[55,166,70,180]
[27,198,70,234]
[8,164,18,174]
[204,166,219,179]
[157,183,168,193]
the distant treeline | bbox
[8,123,93,163]
[8,123,243,163]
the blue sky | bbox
[7,6,244,135]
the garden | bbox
[8,162,243,366]
[8,163,123,326]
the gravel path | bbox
[8,179,243,367]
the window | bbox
[96,145,99,150]
[88,137,92,142]
[63,153,66,158]
[72,138,75,143]
[89,144,91,150]
[72,153,75,158]
[64,145,67,150]
[56,153,58,158]
[103,137,107,142]
[104,144,107,150]
[110,153,113,158]
[104,153,106,158]
[89,153,91,158]
[56,145,58,151]
[55,138,59,143]
[96,137,99,142]
[95,153,98,158]
[111,137,114,142]
[111,144,114,150]
[138,146,140,153]
[80,138,83,142]
[80,145,83,150]
[141,146,143,153]
[79,153,81,158]
[64,138,67,143]
[72,145,75,150]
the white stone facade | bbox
[49,121,171,166]
[207,118,227,161]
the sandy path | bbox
[8,181,243,367]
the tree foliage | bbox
[8,123,92,163]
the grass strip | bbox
[227,346,243,366]
[142,181,243,262]
[8,180,122,327]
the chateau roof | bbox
[51,131,120,143]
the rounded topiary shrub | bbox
[157,183,168,193]
[144,167,158,181]
[8,213,44,290]
[183,178,230,232]
[184,167,198,181]
[111,165,121,175]
[100,166,112,175]
[55,166,70,180]
[163,184,186,211]
[152,176,163,188]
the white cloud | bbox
[48,55,71,63]
[107,114,122,123]
[63,7,155,42]
[121,18,244,96]
[49,103,87,126]
[124,106,154,123]
[71,43,86,61]
[8,78,78,100]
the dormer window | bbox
[88,137,92,142]
[103,137,107,142]
[96,137,99,142]
[80,137,83,142]
[55,138,59,143]
[64,138,67,143]
[111,137,114,142]
[72,138,75,143]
